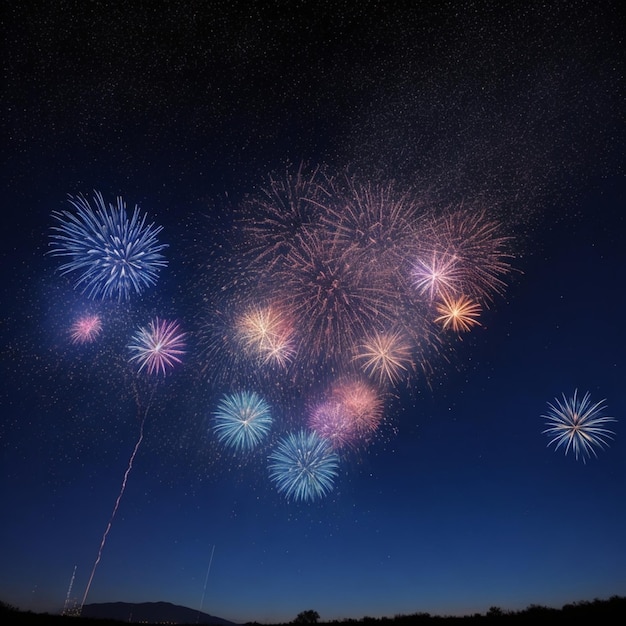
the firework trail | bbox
[62,565,77,616]
[542,390,616,462]
[196,545,215,624]
[80,385,154,612]
[49,191,167,301]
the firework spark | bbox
[128,318,186,376]
[268,430,340,502]
[70,314,103,344]
[213,391,273,452]
[542,390,616,462]
[434,295,481,333]
[49,191,168,301]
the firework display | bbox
[49,165,618,514]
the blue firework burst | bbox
[49,191,168,300]
[213,391,273,452]
[542,389,616,462]
[268,430,340,502]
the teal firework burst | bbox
[213,391,273,452]
[268,430,340,502]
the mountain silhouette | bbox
[81,601,237,624]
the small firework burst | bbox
[542,390,616,462]
[411,252,461,301]
[434,294,481,332]
[213,391,273,452]
[70,314,103,344]
[354,329,413,385]
[128,318,186,376]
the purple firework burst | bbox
[128,318,186,376]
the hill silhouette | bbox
[81,601,236,624]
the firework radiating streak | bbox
[197,545,216,624]
[79,388,154,613]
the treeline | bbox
[259,596,626,625]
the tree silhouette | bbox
[294,609,320,623]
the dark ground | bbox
[2,596,625,625]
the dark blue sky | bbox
[1,2,624,623]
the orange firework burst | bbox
[434,295,481,333]
[235,303,295,368]
[354,329,413,386]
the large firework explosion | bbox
[49,191,168,301]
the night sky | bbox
[1,1,625,624]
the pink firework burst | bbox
[128,318,186,376]
[309,380,385,450]
[70,314,103,344]
[429,207,512,301]
[331,379,384,441]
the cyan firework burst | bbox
[128,318,186,376]
[213,391,273,452]
[542,389,616,462]
[49,191,168,300]
[268,430,340,502]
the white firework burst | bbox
[542,389,616,462]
